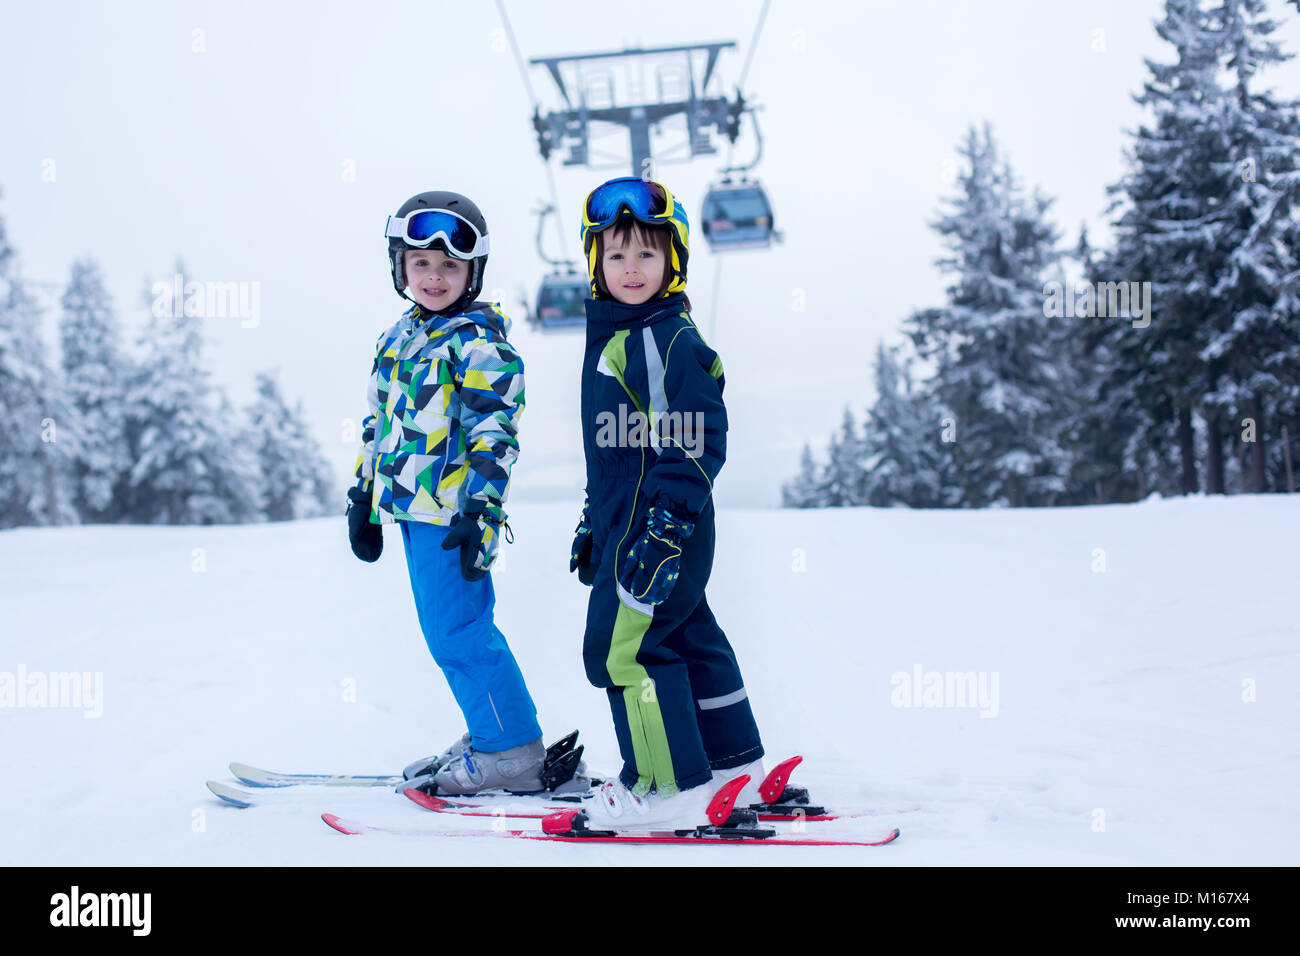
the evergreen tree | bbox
[0,200,71,527]
[1057,226,1146,504]
[1202,0,1300,493]
[822,407,866,507]
[1103,0,1231,497]
[246,371,335,521]
[187,392,263,525]
[860,341,957,507]
[907,124,1070,507]
[780,443,824,508]
[123,259,262,524]
[60,258,133,521]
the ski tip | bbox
[321,813,365,835]
[206,780,253,808]
[402,786,452,812]
[228,762,277,788]
[880,827,901,845]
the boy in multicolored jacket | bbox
[346,190,547,795]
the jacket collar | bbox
[403,300,508,338]
[584,293,686,338]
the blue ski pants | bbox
[401,519,541,752]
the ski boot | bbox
[402,731,471,781]
[551,774,775,839]
[426,738,547,795]
[402,731,593,797]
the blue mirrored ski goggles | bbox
[582,178,674,235]
[385,209,489,259]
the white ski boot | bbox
[580,778,715,831]
[564,771,757,836]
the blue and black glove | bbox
[346,485,383,563]
[617,505,694,607]
[569,502,598,587]
[441,499,508,583]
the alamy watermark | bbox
[0,665,103,718]
[890,664,1000,718]
[152,271,260,328]
[594,404,705,458]
[1043,280,1152,329]
[50,886,150,936]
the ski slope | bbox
[1,494,1296,865]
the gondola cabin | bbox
[532,272,589,332]
[700,181,776,251]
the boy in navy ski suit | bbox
[570,177,765,827]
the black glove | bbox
[346,486,383,562]
[440,500,506,583]
[569,505,598,586]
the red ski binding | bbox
[707,773,750,825]
[542,808,583,835]
[754,755,830,819]
[759,756,803,803]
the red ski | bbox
[321,811,901,847]
[333,777,902,847]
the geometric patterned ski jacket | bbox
[351,301,524,530]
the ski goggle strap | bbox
[581,178,676,238]
[385,209,489,259]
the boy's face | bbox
[404,247,471,311]
[600,228,666,306]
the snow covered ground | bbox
[1,494,1296,865]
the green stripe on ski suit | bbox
[607,600,678,797]
[600,330,644,414]
[601,330,678,795]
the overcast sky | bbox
[4,0,1299,508]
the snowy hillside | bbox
[2,495,1297,865]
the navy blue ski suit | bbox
[578,292,763,796]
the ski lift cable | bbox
[737,0,772,93]
[725,0,771,171]
[544,162,570,267]
[493,0,539,110]
[496,0,573,280]
[708,256,724,345]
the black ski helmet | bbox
[387,190,489,313]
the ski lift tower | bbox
[529,42,745,177]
